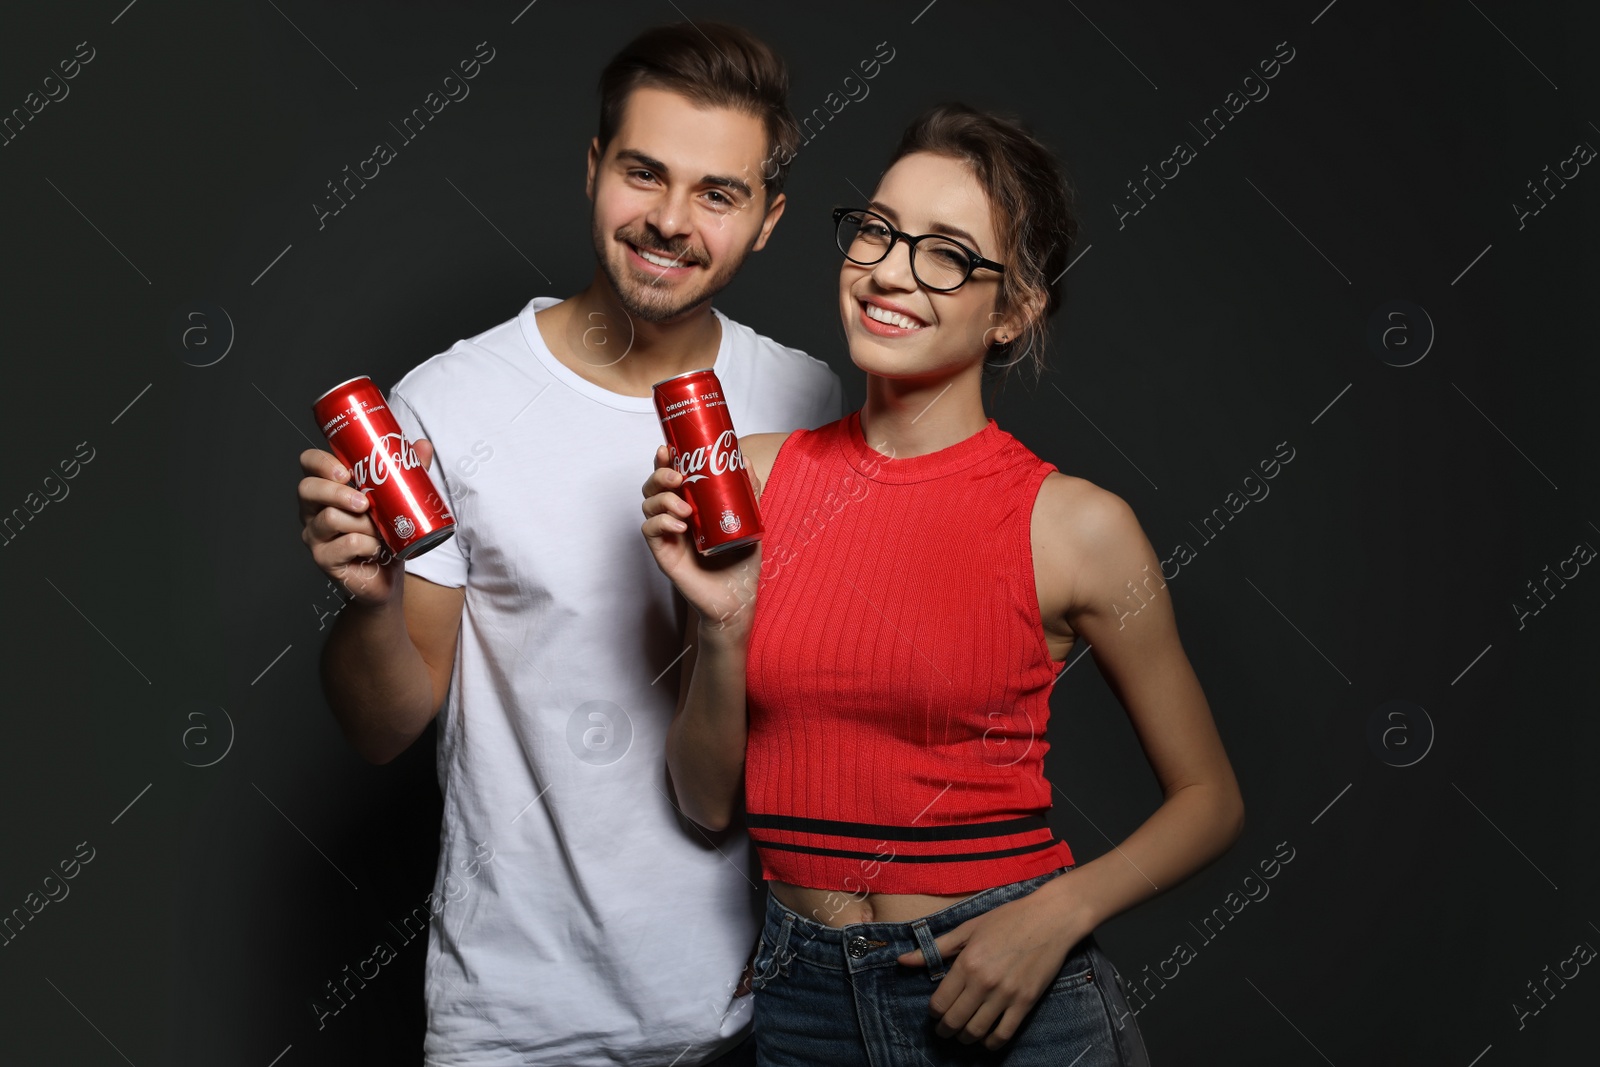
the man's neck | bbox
[536,273,722,397]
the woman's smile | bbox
[857,295,930,337]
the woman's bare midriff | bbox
[769,879,979,928]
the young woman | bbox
[641,103,1244,1065]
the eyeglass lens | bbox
[836,211,973,291]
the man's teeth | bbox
[636,246,686,268]
[864,303,924,329]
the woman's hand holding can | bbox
[641,444,761,636]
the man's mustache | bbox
[617,229,707,268]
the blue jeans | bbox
[748,868,1151,1066]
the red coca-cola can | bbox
[652,368,762,555]
[311,375,456,560]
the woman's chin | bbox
[845,343,908,377]
[846,336,983,384]
[847,354,959,386]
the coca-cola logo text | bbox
[350,432,421,492]
[672,430,745,483]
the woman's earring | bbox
[982,313,1009,349]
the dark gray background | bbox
[2,0,1595,1063]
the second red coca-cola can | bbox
[311,375,456,561]
[652,368,763,555]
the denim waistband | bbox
[752,867,1072,983]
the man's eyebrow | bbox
[617,149,752,200]
[703,173,754,199]
[617,149,668,173]
[868,199,984,252]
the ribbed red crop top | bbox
[744,409,1075,895]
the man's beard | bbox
[593,220,748,324]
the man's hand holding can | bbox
[297,438,437,607]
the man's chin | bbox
[611,264,722,324]
[616,286,710,325]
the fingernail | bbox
[349,494,366,509]
[334,468,348,480]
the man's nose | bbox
[645,186,695,242]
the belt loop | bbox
[773,912,796,978]
[749,912,796,990]
[910,918,947,981]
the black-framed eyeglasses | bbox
[832,207,1005,293]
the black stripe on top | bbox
[746,812,1048,843]
[750,836,1064,864]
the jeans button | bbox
[847,936,871,959]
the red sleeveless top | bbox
[744,410,1075,894]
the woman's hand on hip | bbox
[898,883,1092,1050]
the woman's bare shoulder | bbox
[1031,470,1166,624]
[1032,471,1149,572]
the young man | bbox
[296,23,840,1066]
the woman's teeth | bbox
[864,304,924,329]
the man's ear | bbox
[750,191,787,252]
[586,136,602,201]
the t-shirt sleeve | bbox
[813,368,844,428]
[386,386,469,589]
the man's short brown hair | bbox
[597,22,802,199]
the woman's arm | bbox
[1029,473,1246,930]
[644,432,788,832]
[899,472,1246,1050]
[663,604,751,832]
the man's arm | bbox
[321,573,464,765]
[301,433,465,765]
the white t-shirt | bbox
[385,296,841,1066]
